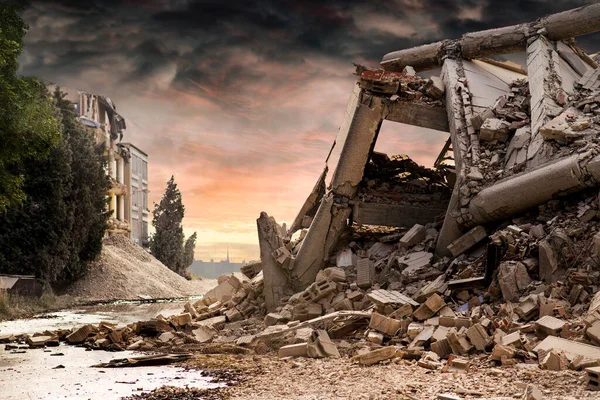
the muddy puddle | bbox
[0,300,221,399]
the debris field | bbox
[5,4,600,400]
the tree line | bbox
[0,4,196,284]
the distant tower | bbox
[226,246,230,263]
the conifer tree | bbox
[183,232,197,270]
[150,176,186,274]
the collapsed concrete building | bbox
[259,3,600,312]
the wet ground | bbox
[0,300,222,400]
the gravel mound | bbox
[66,235,216,301]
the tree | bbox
[0,87,111,283]
[183,232,197,269]
[150,176,186,275]
[0,3,61,213]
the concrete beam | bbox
[385,101,449,132]
[353,202,446,228]
[381,4,600,72]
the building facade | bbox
[54,86,149,245]
[122,143,149,246]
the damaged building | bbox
[55,87,150,246]
[16,5,600,399]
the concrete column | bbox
[330,92,387,197]
[257,212,291,311]
[466,152,600,226]
[435,58,469,257]
[118,195,125,221]
[110,195,117,218]
[117,158,125,184]
[109,153,117,180]
[291,88,387,288]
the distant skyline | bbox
[18,1,600,262]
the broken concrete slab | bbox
[399,224,427,248]
[447,226,487,257]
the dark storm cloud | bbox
[18,0,600,261]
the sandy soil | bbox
[65,235,217,301]
[216,355,595,400]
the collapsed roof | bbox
[259,4,600,311]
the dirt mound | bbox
[66,235,216,301]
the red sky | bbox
[18,0,598,262]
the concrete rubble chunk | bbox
[522,384,543,400]
[279,342,308,358]
[399,224,427,248]
[497,261,531,302]
[538,240,560,283]
[490,344,515,361]
[306,330,340,358]
[540,350,568,371]
[369,313,402,336]
[447,226,487,257]
[534,336,600,362]
[413,293,446,321]
[466,323,491,351]
[586,366,600,391]
[424,76,445,99]
[193,326,216,343]
[66,325,92,344]
[431,338,452,358]
[27,335,54,348]
[351,346,398,366]
[480,117,510,142]
[535,315,566,337]
[447,329,473,355]
[367,289,419,307]
[356,258,374,289]
[398,252,439,284]
[587,320,600,345]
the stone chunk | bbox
[447,226,487,257]
[264,313,286,327]
[497,261,531,302]
[27,335,53,348]
[66,325,92,344]
[480,118,510,142]
[538,240,559,283]
[534,335,600,362]
[413,294,446,321]
[193,326,216,343]
[399,224,426,248]
[369,313,402,336]
[522,384,543,400]
[540,350,568,371]
[279,343,308,358]
[587,321,600,345]
[351,346,398,366]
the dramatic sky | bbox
[18,0,600,262]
